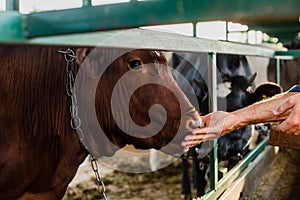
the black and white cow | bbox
[170,52,282,198]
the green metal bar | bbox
[5,0,19,11]
[23,0,300,38]
[209,139,218,190]
[192,22,197,37]
[275,50,300,57]
[225,21,229,41]
[249,21,300,33]
[276,59,280,85]
[208,52,218,190]
[201,137,269,200]
[249,21,300,43]
[82,0,92,7]
[0,11,24,41]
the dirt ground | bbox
[63,148,300,200]
[63,158,184,200]
[244,148,300,200]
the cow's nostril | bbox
[189,118,204,129]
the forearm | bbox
[183,88,300,148]
[231,92,294,128]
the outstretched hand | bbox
[182,111,238,148]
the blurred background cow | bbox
[169,52,282,199]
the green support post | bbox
[192,22,197,37]
[82,0,92,7]
[0,11,24,41]
[208,52,218,190]
[276,58,280,85]
[5,0,19,11]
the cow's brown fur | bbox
[0,45,86,199]
[0,45,199,199]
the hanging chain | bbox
[58,48,108,200]
[91,155,107,200]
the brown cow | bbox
[0,44,202,199]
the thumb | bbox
[200,114,212,125]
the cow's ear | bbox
[76,48,100,79]
[247,72,257,85]
[76,48,90,65]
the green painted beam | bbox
[249,21,300,31]
[274,35,299,45]
[268,33,298,45]
[0,11,24,41]
[248,21,300,42]
[24,0,300,38]
[280,38,300,46]
[275,50,300,57]
[250,27,299,37]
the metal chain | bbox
[58,48,108,200]
[91,155,108,200]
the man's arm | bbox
[233,92,293,126]
[182,91,295,148]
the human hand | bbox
[273,93,300,135]
[182,111,237,148]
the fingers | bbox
[181,127,220,148]
[272,93,300,135]
[273,123,300,135]
[273,112,300,135]
[200,114,211,125]
[274,98,294,116]
[181,111,229,149]
[181,134,216,148]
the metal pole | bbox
[82,0,92,7]
[6,0,19,11]
[208,52,218,190]
[276,58,280,85]
[193,22,197,37]
[225,21,229,41]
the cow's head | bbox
[225,73,257,112]
[75,48,202,157]
[218,76,282,160]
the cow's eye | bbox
[128,59,143,71]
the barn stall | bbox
[1,0,300,199]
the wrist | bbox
[230,109,248,129]
[219,111,242,136]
